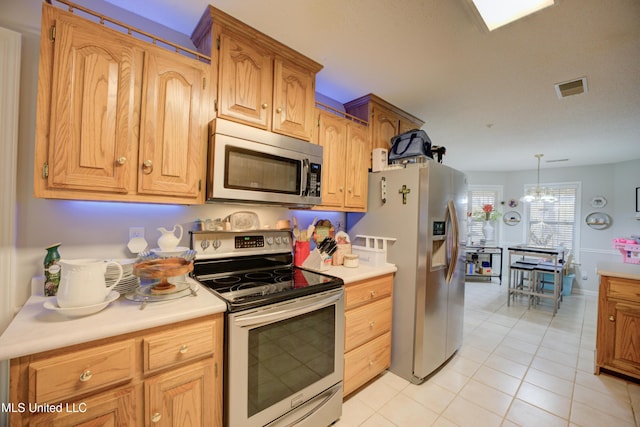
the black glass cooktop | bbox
[192,254,343,312]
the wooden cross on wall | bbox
[399,185,411,204]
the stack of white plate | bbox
[105,259,139,294]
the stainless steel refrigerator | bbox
[347,161,467,384]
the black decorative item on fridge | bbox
[388,129,432,164]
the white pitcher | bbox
[157,224,183,252]
[57,259,123,308]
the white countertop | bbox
[0,279,227,361]
[597,262,640,281]
[301,263,397,284]
[0,264,396,361]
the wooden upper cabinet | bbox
[191,6,322,141]
[344,123,368,209]
[34,3,210,204]
[371,103,402,152]
[314,108,368,212]
[344,93,425,165]
[272,59,316,140]
[316,112,347,208]
[45,10,141,194]
[218,31,272,128]
[138,46,208,198]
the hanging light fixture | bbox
[521,154,557,203]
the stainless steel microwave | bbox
[207,119,323,206]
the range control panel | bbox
[190,230,293,259]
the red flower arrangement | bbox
[472,204,500,221]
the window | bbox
[468,186,502,245]
[524,182,580,255]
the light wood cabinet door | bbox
[343,123,368,210]
[398,117,418,134]
[272,59,315,140]
[30,386,138,427]
[371,103,399,152]
[35,4,209,204]
[314,110,369,212]
[596,276,640,380]
[145,359,214,427]
[316,112,347,207]
[138,46,207,199]
[343,332,391,397]
[218,31,272,129]
[611,302,640,375]
[46,11,141,194]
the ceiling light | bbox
[520,154,557,203]
[472,0,555,31]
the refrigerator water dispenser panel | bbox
[432,221,447,269]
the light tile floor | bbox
[336,280,640,426]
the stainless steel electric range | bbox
[190,229,344,427]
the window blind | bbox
[469,189,499,245]
[525,184,578,253]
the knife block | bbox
[301,248,331,271]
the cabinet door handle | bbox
[142,160,153,173]
[179,344,189,354]
[79,370,93,382]
[369,290,376,298]
[275,107,282,113]
[609,315,615,322]
[261,103,268,109]
[369,321,375,328]
[116,156,127,165]
[151,412,162,423]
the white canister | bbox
[372,148,388,172]
[343,254,359,268]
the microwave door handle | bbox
[301,159,310,196]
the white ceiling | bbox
[102,0,640,172]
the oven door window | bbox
[247,305,335,417]
[225,146,301,194]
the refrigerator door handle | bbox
[445,199,459,284]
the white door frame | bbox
[0,25,21,418]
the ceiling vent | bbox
[555,77,588,98]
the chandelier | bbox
[520,154,557,203]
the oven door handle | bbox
[234,291,342,328]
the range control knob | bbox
[275,237,282,245]
[282,236,290,245]
[266,237,274,246]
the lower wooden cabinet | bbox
[343,274,393,397]
[145,360,214,426]
[28,386,138,427]
[595,275,640,380]
[9,314,223,427]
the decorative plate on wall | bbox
[590,196,607,208]
[503,211,521,225]
[585,212,611,230]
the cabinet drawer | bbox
[28,340,135,404]
[345,274,393,309]
[607,277,640,304]
[344,331,391,397]
[143,319,216,373]
[345,297,392,352]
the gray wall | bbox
[467,160,640,294]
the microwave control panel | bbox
[307,162,322,197]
